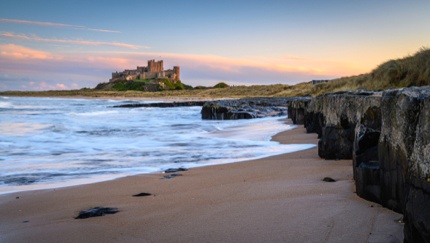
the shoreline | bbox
[0,121,403,242]
[1,94,218,102]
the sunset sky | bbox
[1,0,429,90]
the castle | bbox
[110,60,180,82]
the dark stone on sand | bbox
[163,173,182,179]
[164,168,188,173]
[322,177,336,182]
[75,207,119,219]
[132,192,152,197]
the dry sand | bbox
[0,122,403,242]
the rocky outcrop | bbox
[112,101,207,108]
[201,98,289,120]
[288,87,430,242]
[302,91,382,160]
[113,98,290,120]
[287,97,312,124]
[379,88,430,242]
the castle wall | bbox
[112,60,179,82]
[126,75,137,80]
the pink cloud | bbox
[84,56,135,70]
[0,44,54,59]
[0,18,120,33]
[35,82,68,90]
[0,32,145,49]
[55,83,68,89]
[119,52,357,77]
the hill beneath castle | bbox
[94,78,190,92]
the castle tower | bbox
[148,60,163,72]
[158,60,163,72]
[173,66,180,80]
[147,59,154,72]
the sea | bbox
[0,96,315,195]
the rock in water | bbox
[75,207,119,219]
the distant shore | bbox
[0,82,313,99]
[0,121,403,242]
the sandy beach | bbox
[0,121,403,242]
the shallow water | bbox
[0,96,315,194]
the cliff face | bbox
[286,97,312,125]
[380,88,430,242]
[288,87,430,242]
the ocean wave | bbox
[0,101,12,109]
[69,110,119,116]
[0,123,53,136]
[0,97,317,195]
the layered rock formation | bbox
[288,87,430,242]
[112,101,207,108]
[380,88,430,242]
[201,98,290,120]
[286,97,312,124]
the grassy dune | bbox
[1,48,429,99]
[312,47,430,95]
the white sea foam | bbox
[0,123,52,136]
[0,97,316,195]
[0,101,12,108]
[70,110,120,116]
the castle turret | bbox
[173,66,180,80]
[159,60,164,72]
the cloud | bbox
[81,51,353,87]
[0,44,55,59]
[115,51,356,78]
[0,32,145,49]
[0,18,120,33]
[30,81,68,90]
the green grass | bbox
[213,82,230,88]
[134,79,151,83]
[112,81,146,91]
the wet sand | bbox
[0,121,403,242]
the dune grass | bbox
[311,47,430,95]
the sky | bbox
[0,0,429,91]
